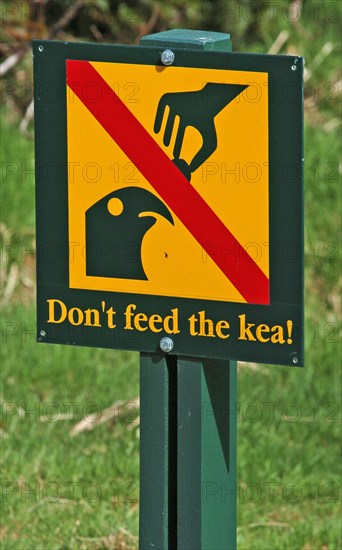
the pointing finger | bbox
[163,109,177,147]
[173,120,186,160]
[154,95,168,134]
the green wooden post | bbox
[177,358,237,550]
[139,30,237,550]
[139,353,171,549]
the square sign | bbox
[34,40,304,366]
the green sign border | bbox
[33,40,304,366]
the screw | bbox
[40,330,46,337]
[292,356,298,364]
[291,57,298,71]
[161,50,175,66]
[38,45,44,52]
[160,337,174,353]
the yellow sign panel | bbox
[67,63,268,303]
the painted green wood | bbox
[140,29,232,52]
[139,353,170,549]
[201,360,237,550]
[177,358,237,550]
[177,358,202,549]
[140,355,236,550]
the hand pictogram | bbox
[154,83,248,180]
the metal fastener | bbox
[291,57,298,71]
[161,50,175,66]
[292,356,298,364]
[160,337,174,353]
[40,330,46,337]
[38,45,44,52]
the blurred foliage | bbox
[1,0,341,127]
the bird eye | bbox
[107,198,124,216]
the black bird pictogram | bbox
[86,186,174,280]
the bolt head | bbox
[40,330,46,337]
[160,337,174,353]
[292,356,298,364]
[161,50,175,66]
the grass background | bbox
[1,1,341,548]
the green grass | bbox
[1,111,35,231]
[1,305,140,549]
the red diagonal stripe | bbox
[66,60,270,305]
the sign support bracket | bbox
[139,30,237,550]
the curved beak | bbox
[138,193,174,226]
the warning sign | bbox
[67,61,269,305]
[34,40,304,366]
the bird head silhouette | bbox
[86,186,174,280]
